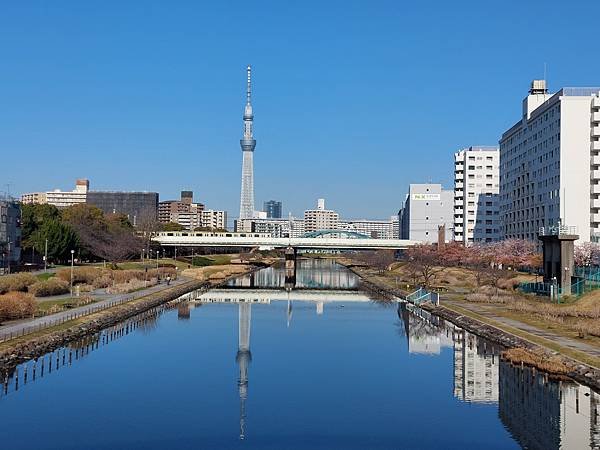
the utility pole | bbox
[44,238,48,273]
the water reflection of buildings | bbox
[453,329,501,404]
[499,361,600,450]
[399,303,500,404]
[227,259,358,290]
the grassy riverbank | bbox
[0,263,260,365]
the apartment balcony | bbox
[592,198,600,209]
[592,126,600,137]
[592,213,600,223]
[455,174,464,181]
[594,96,600,108]
[454,226,464,233]
[593,154,600,165]
[593,170,600,179]
[454,217,464,225]
[593,141,600,151]
[593,111,600,123]
[454,200,463,207]
[455,182,464,189]
[592,184,600,194]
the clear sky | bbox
[2,0,599,220]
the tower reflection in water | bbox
[236,302,252,440]
[400,302,600,449]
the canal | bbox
[0,259,598,449]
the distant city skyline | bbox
[3,1,600,218]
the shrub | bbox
[28,278,70,297]
[0,273,38,294]
[0,292,36,322]
[56,267,108,285]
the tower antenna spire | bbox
[247,65,252,104]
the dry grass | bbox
[502,347,573,375]
[107,278,158,294]
[56,266,178,290]
[28,278,70,297]
[182,265,249,281]
[0,292,36,321]
[0,273,38,294]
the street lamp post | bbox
[44,238,48,273]
[70,249,75,296]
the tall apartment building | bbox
[304,199,339,232]
[22,179,89,209]
[500,80,600,242]
[399,184,453,243]
[0,199,21,273]
[454,146,500,244]
[263,200,282,219]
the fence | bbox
[0,295,135,344]
[405,287,439,306]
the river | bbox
[0,259,598,449]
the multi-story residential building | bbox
[22,179,89,209]
[235,217,305,237]
[0,198,21,273]
[304,199,339,232]
[339,218,396,239]
[454,146,500,245]
[158,192,205,227]
[200,210,227,230]
[87,191,159,224]
[263,200,282,219]
[158,191,225,230]
[399,184,453,243]
[500,80,600,242]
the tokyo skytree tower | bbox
[239,65,256,220]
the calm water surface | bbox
[0,260,598,449]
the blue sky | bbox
[2,0,599,219]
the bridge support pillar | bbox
[284,246,297,290]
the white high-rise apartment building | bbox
[454,147,500,245]
[304,199,339,232]
[500,80,600,242]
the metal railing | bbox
[405,288,439,306]
[538,225,578,236]
[0,295,135,344]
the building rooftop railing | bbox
[561,87,600,97]
[538,225,579,236]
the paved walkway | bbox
[0,277,189,339]
[445,299,600,362]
